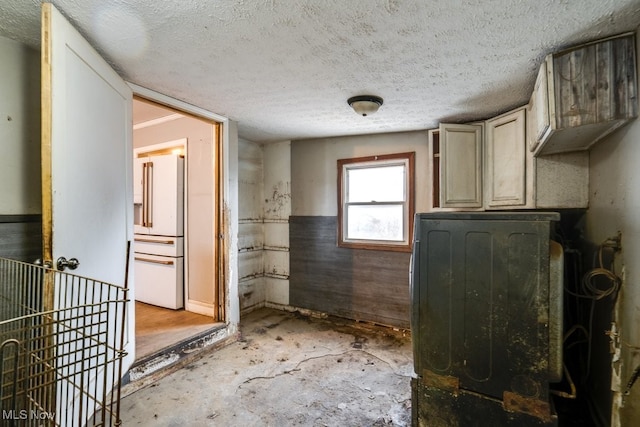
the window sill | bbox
[338,241,413,253]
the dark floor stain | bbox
[265,321,283,329]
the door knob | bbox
[56,257,80,271]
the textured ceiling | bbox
[2,1,640,142]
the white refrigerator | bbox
[133,154,185,309]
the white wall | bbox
[226,120,240,326]
[237,139,291,313]
[238,137,265,312]
[587,113,640,427]
[585,26,640,427]
[263,140,291,306]
[291,131,430,216]
[0,36,41,215]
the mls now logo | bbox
[2,410,56,421]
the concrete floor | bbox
[120,308,413,426]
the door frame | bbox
[129,84,232,323]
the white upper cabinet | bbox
[439,123,483,208]
[529,32,637,156]
[426,33,635,210]
[428,106,588,212]
[485,108,530,208]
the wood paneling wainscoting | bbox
[289,216,410,329]
[0,215,42,262]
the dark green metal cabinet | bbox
[410,212,562,426]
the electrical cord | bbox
[552,238,620,427]
[563,245,621,301]
[582,244,621,300]
[624,365,640,395]
[550,363,577,399]
[558,240,621,390]
[552,326,588,399]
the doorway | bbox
[132,96,223,360]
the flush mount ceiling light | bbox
[347,95,383,116]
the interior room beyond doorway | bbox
[132,96,222,362]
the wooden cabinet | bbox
[485,108,531,208]
[439,124,483,208]
[430,114,523,211]
[428,123,492,211]
[430,124,483,209]
[427,34,633,210]
[528,61,550,153]
[529,32,637,156]
[429,107,588,211]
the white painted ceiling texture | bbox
[2,0,640,142]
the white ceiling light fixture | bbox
[348,95,384,116]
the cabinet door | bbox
[528,59,551,152]
[486,109,528,208]
[440,123,483,208]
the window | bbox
[337,152,415,252]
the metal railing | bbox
[0,258,128,426]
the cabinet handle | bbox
[135,256,174,266]
[134,238,175,245]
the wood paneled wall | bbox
[289,216,410,328]
[0,215,42,262]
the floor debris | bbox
[120,308,413,426]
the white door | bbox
[41,0,134,392]
[42,2,133,287]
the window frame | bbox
[337,152,415,252]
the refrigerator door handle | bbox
[134,237,176,245]
[141,162,148,227]
[146,161,154,228]
[135,256,174,266]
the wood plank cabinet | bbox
[429,107,588,211]
[529,32,637,156]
